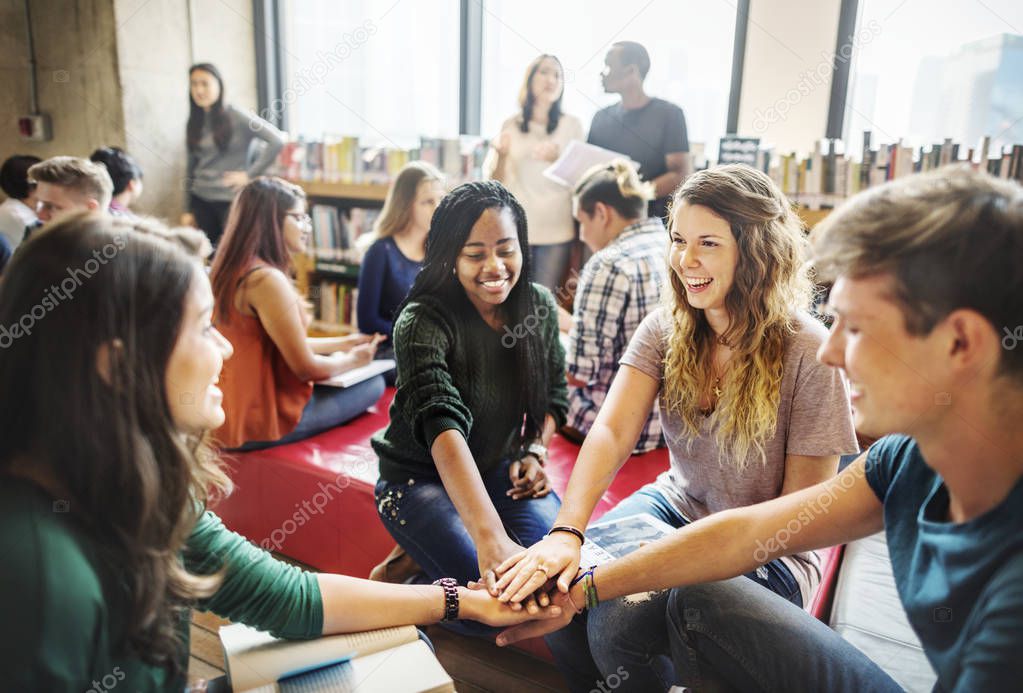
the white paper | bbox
[542,140,640,189]
[318,359,395,388]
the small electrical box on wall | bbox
[18,113,52,141]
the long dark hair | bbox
[187,63,232,152]
[209,176,306,323]
[402,180,549,442]
[518,54,564,135]
[0,213,230,676]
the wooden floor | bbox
[187,554,567,692]
[188,610,232,686]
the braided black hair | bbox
[402,180,550,443]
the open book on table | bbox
[580,512,676,567]
[220,622,454,693]
[317,359,395,388]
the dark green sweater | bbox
[374,283,568,482]
[0,476,323,692]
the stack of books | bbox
[220,622,454,692]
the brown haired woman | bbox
[210,177,385,449]
[485,54,583,291]
[182,63,285,247]
[0,214,562,690]
[497,164,859,691]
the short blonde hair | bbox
[28,156,113,209]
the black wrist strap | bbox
[547,525,585,544]
[433,578,459,621]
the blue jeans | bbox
[375,458,561,637]
[238,377,385,450]
[531,241,574,292]
[546,484,813,692]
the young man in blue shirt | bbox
[497,166,1023,692]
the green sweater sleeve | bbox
[392,300,474,448]
[184,511,323,640]
[537,284,569,428]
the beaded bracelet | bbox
[547,525,585,544]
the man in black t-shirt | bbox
[587,41,691,220]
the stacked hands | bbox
[469,523,585,643]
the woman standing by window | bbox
[182,63,285,247]
[486,55,583,291]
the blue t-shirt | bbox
[356,236,422,339]
[865,435,1023,691]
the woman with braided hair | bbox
[372,180,569,636]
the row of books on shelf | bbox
[310,204,380,265]
[313,280,359,330]
[719,133,1023,209]
[276,135,488,185]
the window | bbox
[281,0,460,144]
[479,0,739,164]
[843,0,1023,157]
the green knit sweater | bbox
[374,283,568,482]
[0,476,323,692]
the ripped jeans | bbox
[374,458,561,637]
[545,484,802,693]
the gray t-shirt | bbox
[621,307,858,604]
[587,98,688,220]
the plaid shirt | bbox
[566,217,667,452]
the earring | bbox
[452,266,457,276]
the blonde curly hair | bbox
[662,164,816,468]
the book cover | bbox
[579,513,676,567]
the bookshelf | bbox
[290,186,387,335]
[795,206,831,229]
[297,180,389,204]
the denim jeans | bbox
[531,241,574,293]
[238,377,385,450]
[546,484,815,692]
[375,458,561,637]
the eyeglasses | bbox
[285,212,312,226]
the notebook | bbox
[220,623,454,693]
[318,359,395,388]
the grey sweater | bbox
[186,104,286,205]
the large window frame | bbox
[257,0,749,143]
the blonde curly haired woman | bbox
[495,164,858,692]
